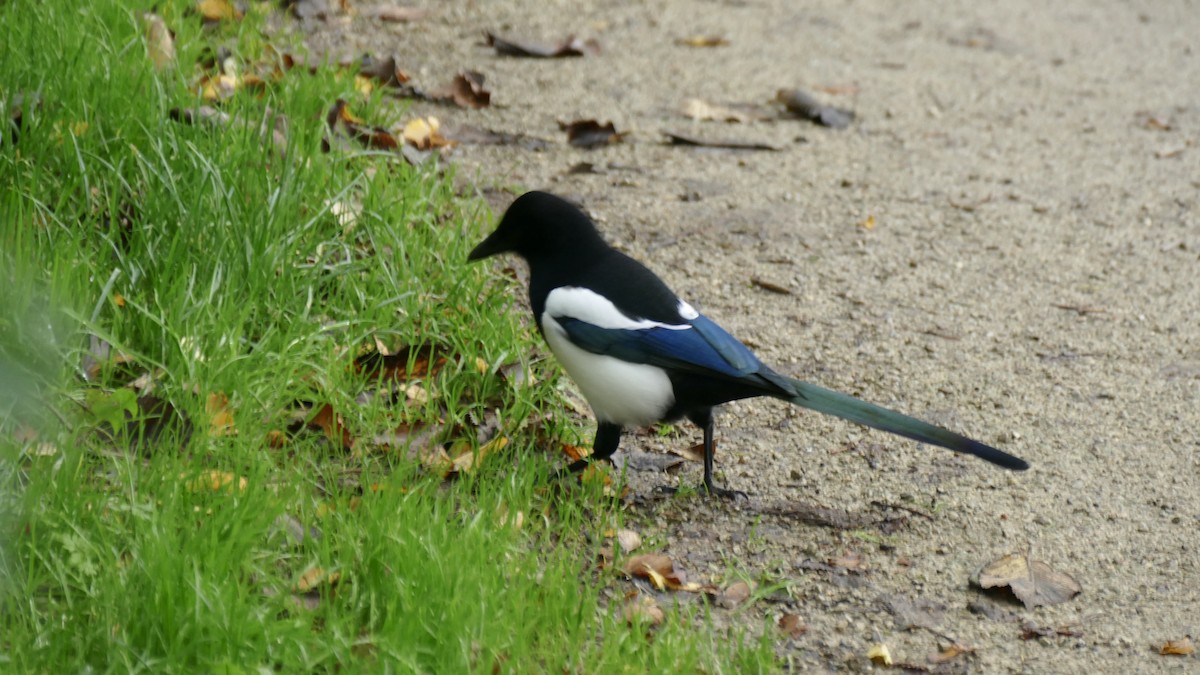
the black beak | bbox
[467,231,504,261]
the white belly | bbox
[543,315,675,426]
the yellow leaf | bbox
[353,74,374,96]
[867,643,893,666]
[185,470,247,492]
[197,0,241,21]
[859,215,876,230]
[206,392,237,437]
[112,293,126,307]
[294,566,340,593]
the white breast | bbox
[541,287,682,426]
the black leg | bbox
[566,421,622,474]
[692,409,747,500]
[654,409,746,500]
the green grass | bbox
[0,1,778,672]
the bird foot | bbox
[652,483,749,501]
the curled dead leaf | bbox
[778,613,807,638]
[560,120,624,148]
[622,594,664,626]
[1159,638,1195,656]
[484,31,600,58]
[294,565,341,593]
[867,643,893,666]
[718,579,754,608]
[615,529,642,554]
[402,116,454,150]
[975,550,1082,609]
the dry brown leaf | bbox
[143,13,176,70]
[357,54,412,88]
[775,88,855,129]
[1159,638,1195,656]
[484,31,600,58]
[622,593,664,626]
[308,403,353,449]
[975,551,1082,609]
[718,580,754,608]
[432,71,490,109]
[561,443,589,461]
[449,436,508,475]
[265,430,289,448]
[615,529,642,554]
[323,99,399,151]
[928,643,974,664]
[778,613,807,638]
[750,277,792,295]
[353,344,447,382]
[206,392,237,437]
[560,119,624,148]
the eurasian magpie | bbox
[469,191,1029,498]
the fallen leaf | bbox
[560,120,624,148]
[718,579,754,608]
[775,88,855,129]
[196,0,242,22]
[622,593,664,626]
[431,71,490,109]
[622,553,677,590]
[679,98,764,123]
[186,470,247,492]
[354,344,447,381]
[402,116,454,150]
[206,392,237,437]
[323,99,399,151]
[867,643,893,666]
[1159,638,1195,656]
[308,403,353,449]
[668,441,705,463]
[449,436,508,474]
[663,131,780,151]
[561,443,589,461]
[294,565,341,593]
[484,31,600,58]
[142,13,176,70]
[859,214,876,230]
[615,529,641,554]
[975,550,1082,609]
[357,54,412,88]
[778,613,807,638]
[675,34,729,47]
[928,644,974,664]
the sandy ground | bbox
[293,1,1199,670]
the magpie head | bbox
[468,191,606,265]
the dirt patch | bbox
[289,1,1199,670]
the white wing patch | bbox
[544,287,691,331]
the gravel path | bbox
[294,1,1199,670]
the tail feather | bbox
[782,377,1029,471]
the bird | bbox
[468,191,1029,498]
